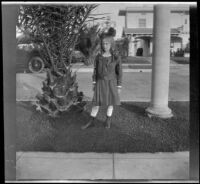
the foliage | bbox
[17,5,98,69]
[17,4,98,116]
[122,37,129,57]
[184,42,190,53]
[76,24,101,65]
[115,37,129,58]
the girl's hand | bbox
[93,83,96,91]
[117,87,122,94]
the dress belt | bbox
[97,75,115,80]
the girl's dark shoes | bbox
[81,116,112,129]
[105,116,112,129]
[81,117,95,130]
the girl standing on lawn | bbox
[81,28,122,129]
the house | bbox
[118,5,190,57]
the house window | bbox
[138,18,146,28]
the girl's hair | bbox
[99,27,119,57]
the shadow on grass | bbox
[17,101,36,111]
[120,102,148,117]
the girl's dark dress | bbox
[92,53,122,106]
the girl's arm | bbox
[116,56,122,88]
[92,55,98,84]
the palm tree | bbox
[17,4,98,117]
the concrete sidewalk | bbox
[16,65,189,102]
[16,151,189,180]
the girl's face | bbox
[102,39,111,52]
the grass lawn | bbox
[122,56,151,64]
[122,56,190,65]
[171,57,190,64]
[127,65,152,69]
[16,101,189,153]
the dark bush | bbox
[136,48,143,56]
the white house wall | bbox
[183,14,190,33]
[170,13,190,30]
[143,39,150,57]
[173,42,182,52]
[126,12,189,29]
[127,12,153,28]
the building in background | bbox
[118,5,190,57]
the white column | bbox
[150,39,153,55]
[146,5,173,118]
[181,34,189,50]
[125,12,127,28]
[128,37,135,56]
[143,39,149,57]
